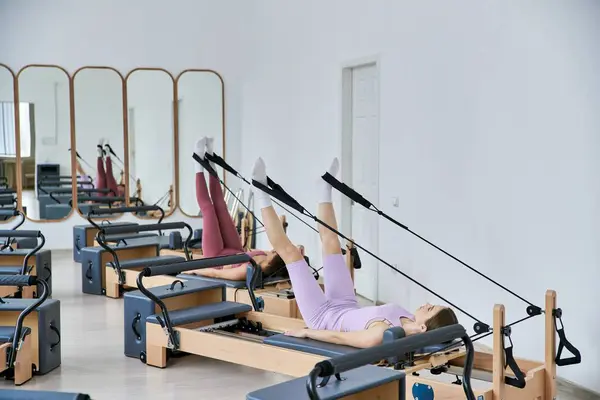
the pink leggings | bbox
[196,172,244,257]
[96,156,119,196]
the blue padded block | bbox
[109,255,185,270]
[264,334,357,358]
[0,266,23,275]
[0,250,52,298]
[0,326,31,342]
[147,301,252,326]
[247,365,405,400]
[38,193,71,220]
[44,204,72,220]
[15,237,37,249]
[0,298,61,374]
[0,390,90,400]
[72,222,138,262]
[80,244,159,295]
[123,280,226,359]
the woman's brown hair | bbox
[263,254,289,279]
[425,308,459,331]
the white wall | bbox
[73,68,125,183]
[239,0,600,391]
[0,0,250,245]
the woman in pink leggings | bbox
[252,157,459,348]
[96,139,120,197]
[188,137,294,281]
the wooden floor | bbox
[1,250,597,399]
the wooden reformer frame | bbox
[143,289,561,400]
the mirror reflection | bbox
[177,71,224,217]
[18,66,72,221]
[126,69,175,217]
[0,66,18,220]
[73,68,126,218]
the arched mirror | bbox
[73,67,126,218]
[126,69,175,217]
[0,65,18,221]
[176,70,224,217]
[17,65,72,221]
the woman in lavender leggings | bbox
[187,137,295,281]
[252,157,459,348]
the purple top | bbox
[340,303,415,332]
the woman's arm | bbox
[285,324,387,349]
[189,267,247,281]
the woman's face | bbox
[413,303,446,325]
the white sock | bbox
[97,138,105,158]
[319,157,339,204]
[194,138,206,173]
[205,137,216,169]
[252,157,272,210]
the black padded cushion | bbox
[103,233,158,242]
[107,255,185,270]
[0,326,31,343]
[418,339,462,355]
[147,301,252,326]
[247,365,404,400]
[264,334,357,357]
[0,266,23,275]
[0,390,90,400]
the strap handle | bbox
[554,309,582,366]
[322,172,372,209]
[252,178,305,214]
[502,328,526,389]
[205,152,239,176]
[168,280,185,291]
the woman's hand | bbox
[284,329,309,338]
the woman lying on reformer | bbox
[252,156,459,348]
[187,137,304,281]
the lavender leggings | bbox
[195,172,244,257]
[288,254,359,331]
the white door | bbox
[350,63,379,302]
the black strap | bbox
[192,153,218,177]
[322,172,372,209]
[252,178,305,214]
[205,152,239,176]
[502,329,526,388]
[554,309,582,366]
[132,313,142,341]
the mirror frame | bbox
[15,64,75,223]
[174,69,226,218]
[0,64,20,222]
[72,66,127,220]
[124,67,177,219]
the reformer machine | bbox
[247,324,476,400]
[0,230,51,299]
[81,214,194,298]
[199,151,581,399]
[0,274,61,385]
[0,390,90,399]
[133,255,483,398]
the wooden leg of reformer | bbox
[14,334,33,386]
[21,286,35,299]
[104,268,121,298]
[345,239,355,283]
[493,304,505,400]
[545,290,557,400]
[146,344,167,368]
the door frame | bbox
[340,55,381,302]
